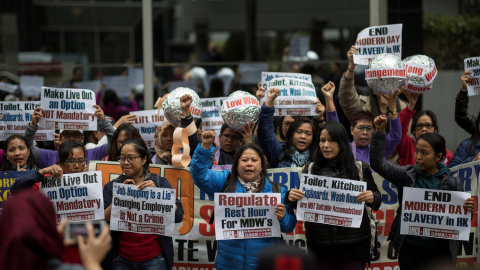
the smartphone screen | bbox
[65,220,105,244]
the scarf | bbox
[413,163,450,189]
[291,149,310,167]
[238,177,261,193]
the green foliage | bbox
[423,14,480,69]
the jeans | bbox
[113,253,168,270]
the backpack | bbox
[307,161,378,254]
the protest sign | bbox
[73,80,102,93]
[400,187,471,241]
[128,67,144,90]
[296,173,366,228]
[102,75,131,99]
[167,81,199,93]
[38,87,97,130]
[214,193,281,240]
[0,101,55,141]
[464,57,480,96]
[110,183,176,235]
[238,63,268,85]
[130,109,167,148]
[0,171,28,210]
[0,82,18,94]
[353,24,403,65]
[20,75,44,97]
[223,94,260,111]
[200,98,224,135]
[289,35,310,58]
[40,171,104,223]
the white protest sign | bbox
[128,67,144,90]
[200,97,224,135]
[214,193,281,240]
[0,82,18,94]
[40,171,104,223]
[400,187,471,241]
[130,109,168,148]
[464,57,480,96]
[20,75,44,97]
[238,63,269,85]
[353,24,403,65]
[39,87,97,130]
[289,36,310,58]
[262,75,317,116]
[0,101,55,141]
[102,75,131,99]
[296,174,366,228]
[73,80,102,93]
[110,183,176,236]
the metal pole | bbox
[370,0,388,26]
[142,0,154,110]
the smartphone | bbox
[64,220,106,244]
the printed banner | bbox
[40,171,104,223]
[404,63,437,93]
[353,24,403,65]
[296,173,366,228]
[38,87,97,130]
[223,95,260,111]
[0,171,28,210]
[0,82,18,94]
[464,57,480,96]
[130,109,168,148]
[0,101,55,141]
[400,187,471,241]
[214,193,281,240]
[110,183,176,235]
[200,97,225,135]
[365,68,406,79]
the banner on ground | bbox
[40,171,104,223]
[39,87,97,130]
[353,24,403,65]
[0,171,28,210]
[0,101,55,141]
[214,193,281,240]
[130,109,167,148]
[400,187,471,241]
[110,183,176,235]
[200,97,225,136]
[296,173,366,228]
[464,57,480,96]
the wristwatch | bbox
[389,108,397,115]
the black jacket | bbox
[369,132,463,261]
[455,90,476,135]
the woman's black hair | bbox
[411,110,438,135]
[58,140,85,162]
[108,124,142,161]
[278,116,298,141]
[208,78,224,98]
[119,138,151,175]
[417,133,446,162]
[103,89,120,107]
[225,143,269,193]
[466,111,480,158]
[313,121,359,180]
[1,135,38,171]
[276,117,317,166]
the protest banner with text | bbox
[39,87,97,130]
[201,97,224,135]
[130,109,167,148]
[296,173,366,228]
[0,171,28,210]
[464,57,480,96]
[110,183,176,235]
[0,101,55,141]
[353,24,403,65]
[40,171,104,223]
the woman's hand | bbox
[256,82,266,101]
[180,94,193,117]
[138,180,156,191]
[16,163,26,172]
[381,88,401,110]
[402,88,420,111]
[356,190,374,205]
[275,203,286,220]
[201,130,216,149]
[78,222,112,270]
[463,197,476,213]
[373,115,388,133]
[461,71,473,92]
[93,105,105,121]
[265,87,280,108]
[57,219,76,247]
[114,114,137,128]
[240,122,255,144]
[30,107,43,127]
[288,188,305,202]
[321,81,335,101]
[39,164,63,178]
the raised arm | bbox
[339,45,363,120]
[455,71,476,135]
[179,94,202,157]
[382,89,401,157]
[395,90,419,158]
[278,186,297,233]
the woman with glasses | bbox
[104,123,142,161]
[257,87,317,169]
[103,138,183,270]
[396,90,453,166]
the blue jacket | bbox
[257,104,292,168]
[190,145,297,270]
[448,138,480,168]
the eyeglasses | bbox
[118,156,142,163]
[65,159,87,166]
[355,126,374,133]
[221,134,242,141]
[416,124,434,130]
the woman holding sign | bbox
[103,138,183,270]
[286,120,381,269]
[370,116,476,270]
[190,132,296,270]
